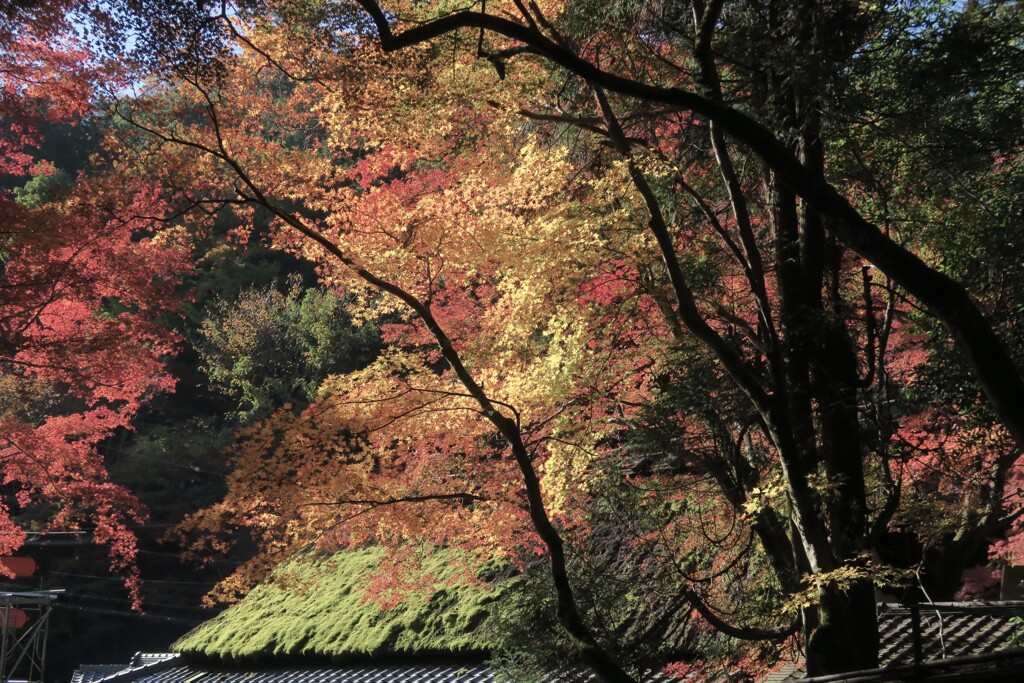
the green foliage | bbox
[486,461,758,680]
[486,559,685,683]
[12,169,71,208]
[1011,616,1024,648]
[859,0,1024,160]
[196,276,379,423]
[172,547,503,662]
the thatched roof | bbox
[172,547,503,664]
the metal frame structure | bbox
[0,591,61,683]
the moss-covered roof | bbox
[172,547,503,663]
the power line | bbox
[60,592,213,612]
[17,537,246,566]
[0,581,215,612]
[53,603,202,625]
[115,452,227,477]
[49,571,216,586]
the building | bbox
[70,550,1024,683]
[69,548,674,682]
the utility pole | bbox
[1,555,62,683]
[0,590,62,683]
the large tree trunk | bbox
[807,582,880,676]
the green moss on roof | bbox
[172,547,503,663]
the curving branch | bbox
[301,493,489,508]
[245,189,637,683]
[132,77,638,683]
[684,587,798,642]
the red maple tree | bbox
[0,4,190,605]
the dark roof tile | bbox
[72,659,683,683]
[71,664,130,683]
[876,602,1024,667]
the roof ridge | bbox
[89,652,181,683]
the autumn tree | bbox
[0,2,191,601]
[114,0,1024,679]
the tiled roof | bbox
[798,649,1024,682]
[759,662,804,682]
[70,653,181,683]
[71,656,680,683]
[876,601,1024,666]
[78,659,494,683]
[760,602,1024,682]
[71,664,130,683]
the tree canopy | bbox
[3,1,1024,681]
